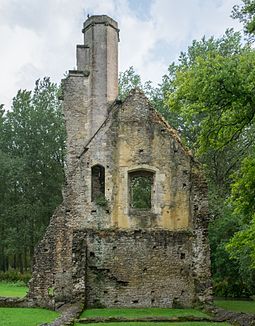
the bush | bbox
[0,271,31,285]
[213,277,254,298]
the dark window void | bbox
[129,170,154,210]
[91,165,105,202]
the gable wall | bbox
[111,92,192,229]
[73,90,193,231]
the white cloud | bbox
[0,0,242,109]
[0,24,42,104]
[141,0,243,84]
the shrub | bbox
[0,271,31,285]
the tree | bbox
[232,0,255,40]
[0,78,66,271]
[167,37,255,154]
[209,206,255,296]
[226,154,255,270]
[118,66,143,100]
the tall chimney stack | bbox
[76,15,119,134]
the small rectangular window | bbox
[91,165,105,202]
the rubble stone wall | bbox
[77,229,196,308]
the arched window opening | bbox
[129,170,154,210]
[91,165,105,202]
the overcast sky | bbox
[0,0,242,109]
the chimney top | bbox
[82,15,118,33]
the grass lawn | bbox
[0,307,59,326]
[75,323,231,326]
[0,282,28,297]
[78,308,233,325]
[214,300,255,314]
[80,307,209,318]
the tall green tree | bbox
[0,78,66,271]
[226,153,255,270]
[167,30,254,152]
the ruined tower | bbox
[28,15,212,309]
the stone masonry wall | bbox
[28,205,66,308]
[74,229,197,308]
[28,206,86,308]
[191,163,212,303]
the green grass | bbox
[75,323,231,326]
[0,307,59,326]
[0,282,28,297]
[214,300,255,314]
[80,308,209,318]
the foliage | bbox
[226,214,255,269]
[232,0,255,40]
[0,77,66,272]
[95,194,108,207]
[230,155,255,219]
[48,287,54,296]
[209,206,255,297]
[130,174,153,209]
[225,154,255,272]
[118,66,143,100]
[167,37,255,154]
[0,307,59,326]
[0,271,31,284]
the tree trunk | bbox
[18,253,23,273]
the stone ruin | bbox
[28,14,212,309]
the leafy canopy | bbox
[167,31,255,154]
[232,0,255,40]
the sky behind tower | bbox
[0,0,242,109]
